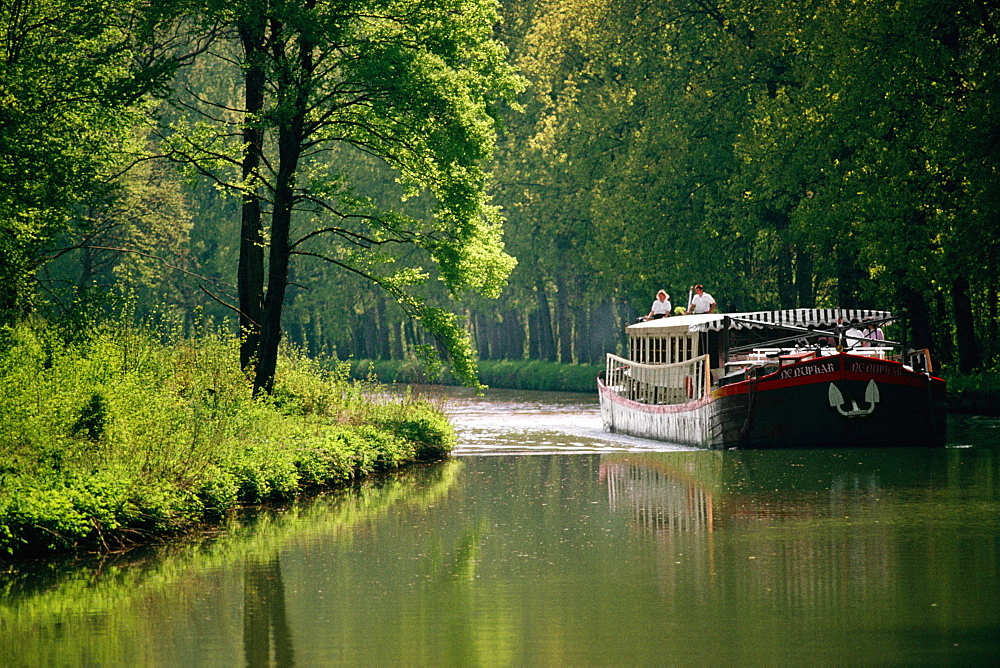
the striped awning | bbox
[718,308,894,332]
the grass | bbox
[348,358,603,393]
[0,317,455,557]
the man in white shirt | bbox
[686,285,717,314]
[843,320,866,348]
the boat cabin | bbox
[608,309,902,406]
[626,308,897,368]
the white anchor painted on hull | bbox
[828,380,880,418]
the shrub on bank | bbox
[348,358,603,393]
[0,319,454,557]
[941,368,1000,416]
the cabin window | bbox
[627,331,703,364]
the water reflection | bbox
[601,452,720,534]
[599,447,999,535]
[596,447,1000,648]
[0,463,460,667]
[244,557,295,667]
[1,400,999,665]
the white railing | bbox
[726,346,895,369]
[605,353,711,405]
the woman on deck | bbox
[645,290,671,320]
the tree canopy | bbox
[2,0,997,378]
[160,0,521,392]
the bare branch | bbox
[49,244,235,294]
[200,285,260,327]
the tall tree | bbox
[165,0,521,393]
[0,0,173,323]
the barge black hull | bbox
[600,353,947,449]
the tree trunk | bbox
[237,15,266,372]
[534,276,557,361]
[473,313,491,360]
[589,302,615,364]
[362,312,380,360]
[77,245,95,298]
[374,296,390,359]
[527,310,538,359]
[390,317,404,359]
[500,309,524,359]
[794,247,814,307]
[777,242,794,308]
[254,152,296,395]
[836,242,861,307]
[763,207,793,307]
[988,282,997,359]
[897,282,933,351]
[952,274,982,372]
[252,22,311,396]
[555,273,573,363]
[574,308,591,363]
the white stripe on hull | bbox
[598,379,724,448]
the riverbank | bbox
[0,320,454,558]
[348,358,603,393]
[349,358,1000,416]
[942,371,1000,416]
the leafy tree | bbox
[486,0,998,369]
[163,0,521,393]
[0,0,177,324]
[38,158,197,321]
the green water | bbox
[2,395,999,666]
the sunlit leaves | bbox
[0,0,158,319]
[164,0,522,388]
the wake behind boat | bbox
[597,309,947,449]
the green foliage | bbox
[477,0,1000,368]
[476,360,602,393]
[0,318,454,556]
[371,398,457,461]
[348,358,603,394]
[941,367,1000,416]
[156,0,523,394]
[71,393,108,442]
[5,0,998,395]
[0,0,174,322]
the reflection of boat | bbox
[599,449,947,535]
[598,309,947,449]
[600,452,722,534]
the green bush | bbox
[0,319,455,556]
[941,367,1000,416]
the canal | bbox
[2,388,999,665]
